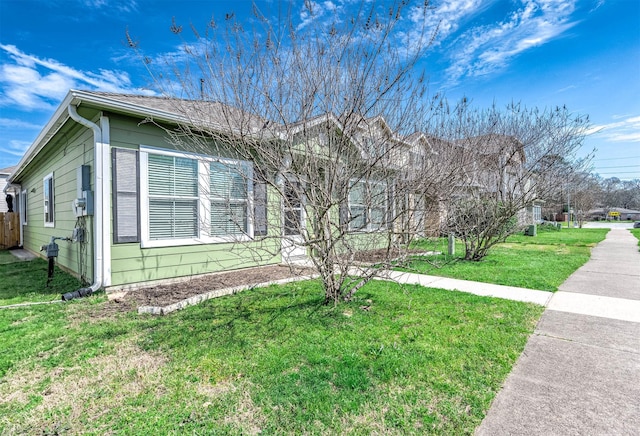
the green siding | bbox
[15,110,397,289]
[110,240,281,286]
[108,116,282,287]
[17,120,95,282]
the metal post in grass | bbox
[448,233,455,256]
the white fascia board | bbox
[8,92,76,184]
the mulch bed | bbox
[111,264,315,310]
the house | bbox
[6,89,536,293]
[588,207,640,221]
[6,90,289,291]
[401,132,539,233]
[0,166,16,213]
[6,90,403,292]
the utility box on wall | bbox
[73,165,94,217]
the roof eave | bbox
[8,91,77,183]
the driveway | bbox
[582,221,634,229]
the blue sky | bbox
[1,0,639,179]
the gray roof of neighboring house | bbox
[589,207,640,215]
[0,166,16,176]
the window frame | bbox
[139,146,254,248]
[43,172,54,227]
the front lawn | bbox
[0,255,543,434]
[403,228,608,292]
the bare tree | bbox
[571,173,601,227]
[424,101,591,261]
[596,177,640,216]
[130,1,442,303]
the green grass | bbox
[403,227,608,292]
[0,251,543,434]
[630,228,640,250]
[0,251,83,306]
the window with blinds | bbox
[210,161,249,237]
[139,147,258,247]
[147,154,198,240]
[347,179,387,232]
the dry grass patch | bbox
[0,336,167,434]
[222,386,267,435]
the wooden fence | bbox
[0,212,20,249]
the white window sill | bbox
[141,235,253,249]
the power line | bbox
[594,171,640,175]
[596,164,640,169]
[594,155,640,161]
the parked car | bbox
[634,221,640,229]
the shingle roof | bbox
[0,166,15,175]
[80,91,273,137]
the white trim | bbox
[100,115,112,287]
[20,189,27,226]
[43,172,55,227]
[140,146,255,249]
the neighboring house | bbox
[588,207,640,221]
[0,166,16,213]
[410,133,538,230]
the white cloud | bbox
[0,118,41,130]
[5,140,32,157]
[441,0,580,84]
[82,0,138,13]
[589,115,640,143]
[409,0,484,42]
[0,44,148,110]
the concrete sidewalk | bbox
[476,228,640,435]
[375,269,552,305]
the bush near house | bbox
[403,228,608,292]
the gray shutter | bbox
[253,175,268,237]
[112,148,140,243]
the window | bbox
[43,173,54,227]
[533,205,542,223]
[210,161,250,237]
[140,147,254,247]
[348,179,387,231]
[148,154,198,240]
[112,148,140,243]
